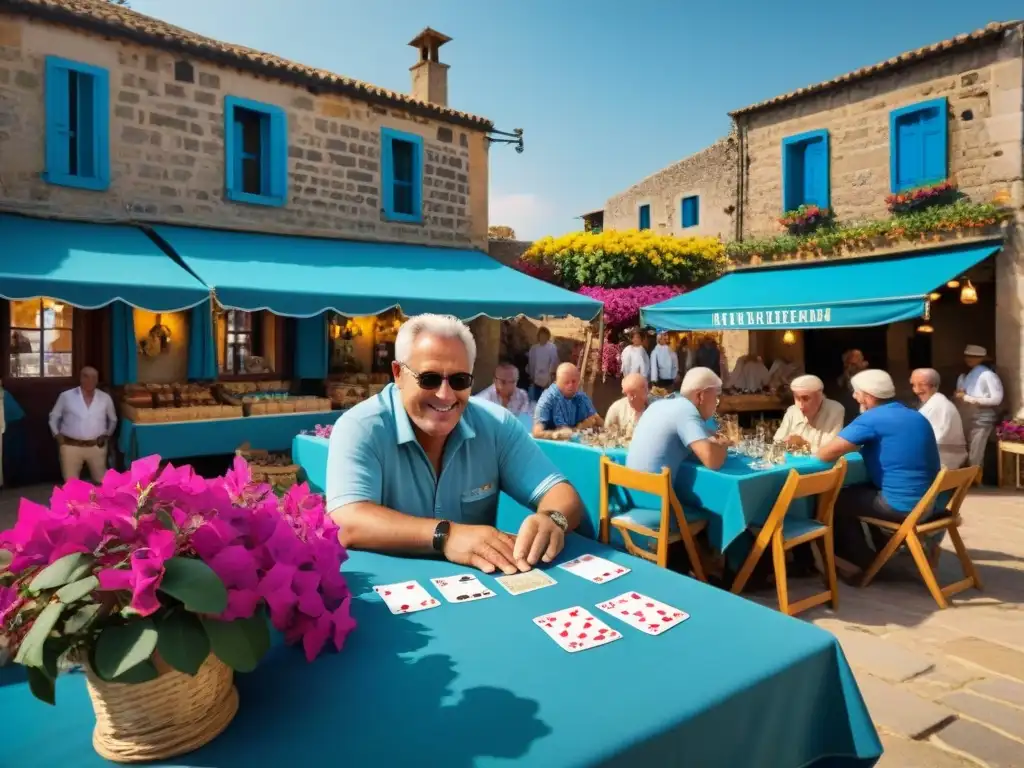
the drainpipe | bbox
[733,118,746,244]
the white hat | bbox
[789,374,824,392]
[964,345,987,357]
[850,369,895,399]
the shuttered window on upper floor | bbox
[782,129,830,212]
[224,95,289,207]
[44,56,110,191]
[681,195,699,228]
[638,204,651,230]
[889,97,947,193]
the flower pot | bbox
[84,654,238,763]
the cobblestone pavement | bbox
[1,484,1021,766]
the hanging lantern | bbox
[916,301,934,334]
[928,292,941,301]
[960,280,978,305]
[946,279,960,289]
[782,329,796,345]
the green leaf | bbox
[94,620,158,681]
[110,659,159,684]
[64,603,102,635]
[26,666,56,705]
[0,548,12,572]
[29,553,94,593]
[156,609,210,676]
[55,576,99,605]
[14,602,64,667]
[202,610,270,673]
[158,557,228,615]
[155,508,178,533]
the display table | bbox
[997,440,1024,490]
[0,535,882,767]
[119,412,340,466]
[718,393,787,414]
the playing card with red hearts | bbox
[595,592,689,636]
[373,580,440,615]
[533,606,622,653]
[557,554,631,584]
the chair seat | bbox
[612,506,706,542]
[751,516,827,543]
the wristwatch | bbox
[542,510,569,532]
[432,520,451,553]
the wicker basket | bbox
[83,654,237,763]
[236,444,299,489]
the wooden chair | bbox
[858,465,982,608]
[598,456,707,581]
[731,458,848,617]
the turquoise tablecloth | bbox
[119,412,340,466]
[0,535,881,767]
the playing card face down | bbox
[495,570,556,596]
[596,592,689,635]
[534,606,622,653]
[431,574,496,603]
[373,580,440,614]
[558,554,630,584]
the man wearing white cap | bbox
[955,345,1004,474]
[817,369,940,573]
[773,375,845,452]
[911,368,967,470]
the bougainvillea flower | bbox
[258,562,299,628]
[0,585,20,626]
[207,545,259,591]
[293,570,325,618]
[97,529,176,616]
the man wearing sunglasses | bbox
[326,314,584,576]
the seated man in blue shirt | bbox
[816,369,940,575]
[327,314,585,576]
[532,363,602,440]
[627,366,730,478]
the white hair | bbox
[495,361,519,380]
[681,366,722,396]
[790,374,824,392]
[912,368,940,388]
[394,314,477,369]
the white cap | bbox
[964,344,987,357]
[850,369,895,399]
[789,374,824,392]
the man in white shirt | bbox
[474,362,532,417]
[649,331,678,388]
[911,368,966,469]
[773,374,845,452]
[48,366,117,482]
[619,330,650,379]
[955,344,1004,472]
[604,373,650,433]
[526,326,561,402]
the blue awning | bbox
[151,225,603,321]
[641,243,1001,331]
[0,215,210,311]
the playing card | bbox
[533,606,622,653]
[495,570,556,596]
[431,574,496,604]
[558,554,631,584]
[596,591,689,636]
[372,580,440,614]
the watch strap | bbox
[432,520,451,553]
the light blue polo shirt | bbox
[325,384,567,525]
[626,397,710,476]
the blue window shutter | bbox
[268,106,288,204]
[381,134,395,216]
[639,204,650,230]
[681,196,699,227]
[803,139,825,208]
[781,129,829,211]
[920,105,946,185]
[380,127,425,223]
[890,98,946,192]
[92,67,111,190]
[224,98,238,197]
[44,57,71,180]
[411,134,424,221]
[897,117,923,189]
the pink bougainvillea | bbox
[577,285,686,330]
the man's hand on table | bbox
[443,523,522,575]
[513,513,565,568]
[785,434,808,450]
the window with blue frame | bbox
[889,97,947,192]
[781,129,830,211]
[381,127,424,223]
[223,96,288,207]
[638,204,651,230]
[44,56,110,191]
[681,195,699,228]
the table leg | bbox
[997,447,1003,488]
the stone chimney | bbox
[408,27,451,107]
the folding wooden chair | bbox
[859,465,982,608]
[731,458,848,617]
[598,456,707,581]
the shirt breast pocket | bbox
[459,482,499,526]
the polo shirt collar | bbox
[390,384,477,446]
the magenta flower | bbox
[0,586,20,626]
[97,529,177,616]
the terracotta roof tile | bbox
[1,0,493,130]
[730,21,1022,117]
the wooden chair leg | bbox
[731,535,769,595]
[817,532,839,611]
[905,532,949,609]
[859,527,907,588]
[655,532,670,569]
[928,538,942,571]
[679,527,707,583]
[771,531,790,615]
[947,525,984,591]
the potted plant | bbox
[885,181,957,214]
[0,455,355,763]
[778,205,832,235]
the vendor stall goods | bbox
[120,383,243,423]
[328,373,391,409]
[217,381,332,416]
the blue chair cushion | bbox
[779,517,826,542]
[613,505,678,534]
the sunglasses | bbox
[400,363,474,392]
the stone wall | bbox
[487,238,532,266]
[0,16,490,249]
[603,134,738,240]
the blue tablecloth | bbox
[294,433,330,492]
[119,412,340,466]
[0,535,881,767]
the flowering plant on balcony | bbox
[0,455,355,705]
[885,181,957,214]
[778,205,832,235]
[577,285,686,330]
[302,423,334,439]
[997,419,1024,443]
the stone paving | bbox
[0,484,1021,766]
